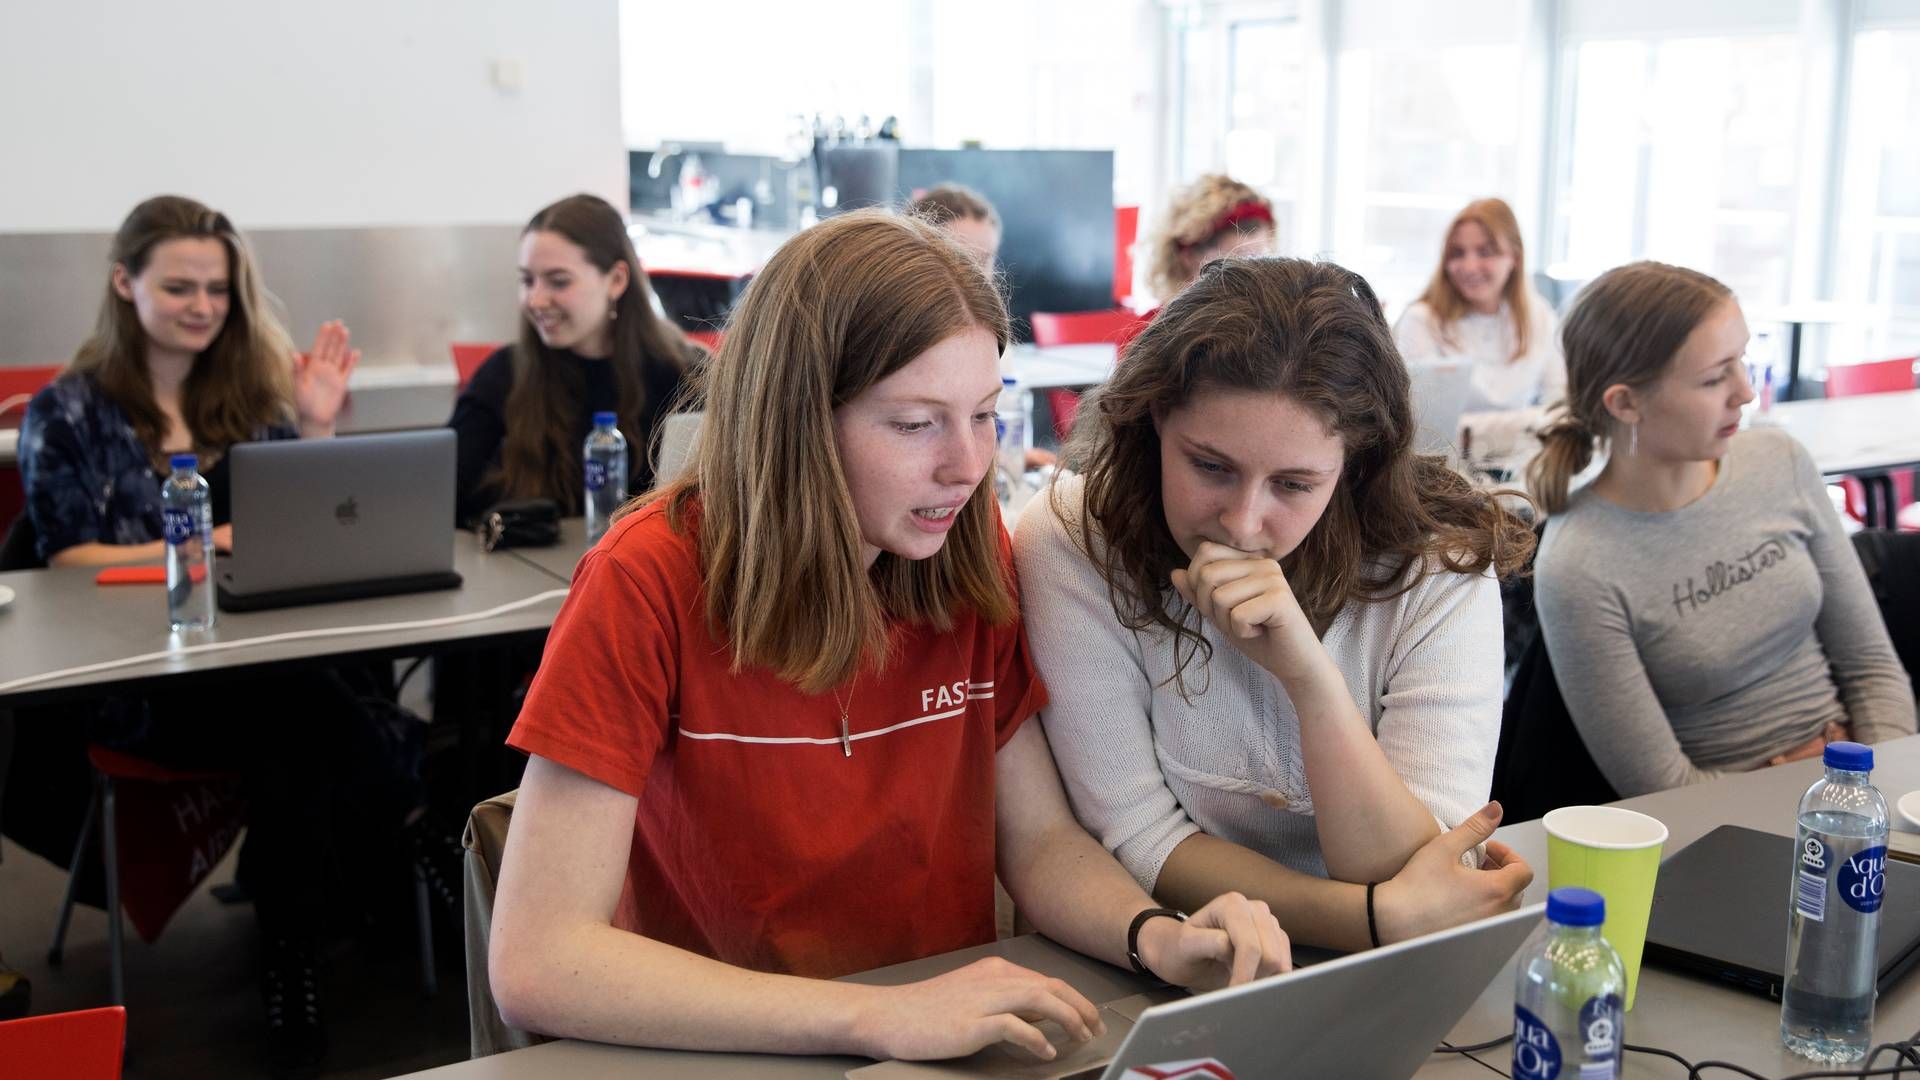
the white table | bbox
[1765,390,1920,527]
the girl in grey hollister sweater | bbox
[1528,261,1913,798]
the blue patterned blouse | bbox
[19,374,296,562]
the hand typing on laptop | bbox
[845,892,1288,1063]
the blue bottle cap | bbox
[1824,741,1872,772]
[1002,376,1017,387]
[169,453,198,471]
[1546,887,1606,928]
[592,411,617,427]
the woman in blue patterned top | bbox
[19,195,357,564]
[14,195,406,1073]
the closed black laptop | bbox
[1644,824,1920,1000]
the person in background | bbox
[909,182,1001,274]
[1144,175,1276,304]
[1394,198,1565,463]
[488,209,1289,1061]
[17,194,418,1072]
[449,193,702,526]
[1529,261,1914,797]
[1016,256,1536,955]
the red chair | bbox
[1029,310,1151,440]
[450,343,503,391]
[1825,357,1918,531]
[686,329,723,352]
[0,1006,126,1080]
[1114,205,1139,307]
[0,365,61,539]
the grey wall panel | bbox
[0,224,526,369]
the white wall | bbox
[0,0,626,232]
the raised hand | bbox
[1170,541,1321,683]
[293,320,360,435]
[1136,891,1291,992]
[852,957,1104,1062]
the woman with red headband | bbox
[1145,176,1277,303]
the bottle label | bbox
[1839,845,1888,915]
[1798,836,1829,922]
[585,459,607,493]
[163,508,194,546]
[1512,1004,1562,1080]
[1577,992,1622,1078]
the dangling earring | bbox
[1628,423,1638,457]
[608,306,618,322]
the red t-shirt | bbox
[506,498,1048,978]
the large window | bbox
[1331,38,1525,306]
[1553,33,1802,309]
[1833,27,1920,364]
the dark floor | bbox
[1,832,473,1079]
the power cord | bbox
[1437,1027,1920,1079]
[0,588,569,696]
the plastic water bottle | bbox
[995,376,1032,513]
[1782,741,1888,1064]
[161,453,215,632]
[583,411,628,543]
[1512,887,1625,1080]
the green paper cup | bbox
[1543,805,1669,1010]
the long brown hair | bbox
[1147,174,1275,300]
[1416,197,1534,360]
[645,209,1015,693]
[1526,261,1733,514]
[495,194,701,506]
[69,195,295,471]
[1065,256,1534,686]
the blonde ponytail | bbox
[1527,417,1595,516]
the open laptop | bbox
[849,904,1543,1080]
[216,429,462,611]
[655,411,703,486]
[1406,360,1476,461]
[1645,824,1920,1001]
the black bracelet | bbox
[1366,882,1382,948]
[1126,907,1187,977]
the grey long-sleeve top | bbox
[1535,427,1915,796]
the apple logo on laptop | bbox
[335,496,359,526]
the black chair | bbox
[0,512,42,572]
[1489,526,1619,824]
[1851,529,1920,696]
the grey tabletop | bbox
[394,737,1920,1080]
[0,532,569,707]
[1445,734,1920,1076]
[497,516,593,584]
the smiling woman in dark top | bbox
[450,194,702,525]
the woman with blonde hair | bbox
[488,208,1288,1061]
[1017,256,1535,954]
[1145,175,1276,302]
[1394,198,1564,420]
[450,193,700,525]
[16,194,412,1072]
[1529,261,1912,796]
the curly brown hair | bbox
[1146,174,1275,300]
[1062,256,1535,687]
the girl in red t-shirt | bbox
[490,209,1289,1062]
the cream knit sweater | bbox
[1013,474,1504,890]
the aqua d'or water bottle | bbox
[1783,741,1888,1064]
[1513,887,1625,1080]
[995,376,1032,513]
[161,453,215,632]
[583,411,628,543]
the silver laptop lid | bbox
[1407,360,1477,461]
[220,429,455,595]
[1097,903,1543,1079]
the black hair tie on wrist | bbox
[1366,882,1382,949]
[1126,907,1188,977]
